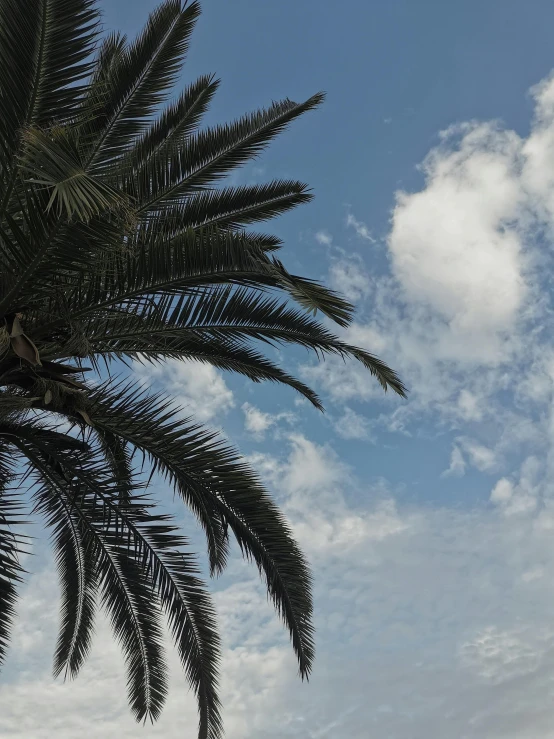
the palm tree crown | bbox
[0,0,406,736]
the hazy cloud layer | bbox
[6,437,554,737]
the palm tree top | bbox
[0,1,406,737]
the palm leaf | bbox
[84,285,406,397]
[146,180,313,233]
[82,0,201,170]
[21,126,126,220]
[0,0,407,732]
[135,94,325,213]
[35,472,97,680]
[94,428,134,503]
[16,434,169,724]
[31,228,356,340]
[0,0,99,209]
[88,382,315,677]
[126,74,219,168]
[112,343,324,409]
[12,420,222,737]
[0,445,27,667]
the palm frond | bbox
[0,0,43,180]
[28,0,99,127]
[31,228,356,341]
[11,420,222,737]
[34,472,97,681]
[94,428,134,503]
[135,93,325,213]
[0,0,99,209]
[17,435,169,724]
[146,180,313,234]
[0,444,27,667]
[83,285,406,397]
[21,126,126,220]
[239,231,283,252]
[89,383,315,677]
[82,0,201,170]
[114,343,324,409]
[127,74,219,168]
[269,256,354,328]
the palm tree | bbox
[0,0,406,736]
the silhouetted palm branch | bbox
[0,1,406,737]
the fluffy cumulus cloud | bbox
[313,76,554,372]
[134,358,234,423]
[242,402,275,437]
[302,73,554,506]
[390,122,526,344]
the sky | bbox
[7,1,554,737]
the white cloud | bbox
[134,359,234,423]
[459,625,550,685]
[345,212,376,242]
[241,403,295,440]
[252,435,407,556]
[390,122,525,339]
[329,256,372,302]
[490,456,542,516]
[457,437,497,472]
[242,402,274,437]
[456,389,484,422]
[281,434,345,499]
[315,230,333,246]
[442,445,466,477]
[490,477,514,504]
[333,406,373,440]
[301,73,554,481]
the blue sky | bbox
[6,1,554,737]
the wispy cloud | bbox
[333,406,374,441]
[345,212,376,242]
[329,255,372,302]
[241,402,295,440]
[441,445,466,477]
[315,230,333,246]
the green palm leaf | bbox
[0,0,99,210]
[88,382,315,677]
[36,472,98,681]
[31,228,358,340]
[14,419,222,736]
[0,0,407,734]
[149,180,314,233]
[133,94,325,213]
[127,74,220,167]
[0,446,27,667]
[21,126,126,220]
[82,0,200,170]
